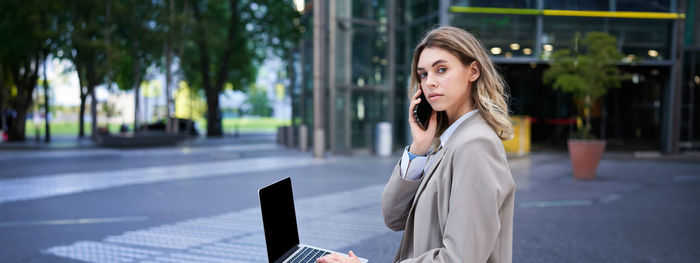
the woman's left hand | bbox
[316,251,361,263]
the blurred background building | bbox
[289,0,699,155]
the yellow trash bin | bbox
[503,116,531,156]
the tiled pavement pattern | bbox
[45,183,389,263]
[0,155,321,204]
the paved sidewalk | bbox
[1,134,699,262]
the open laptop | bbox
[258,177,368,263]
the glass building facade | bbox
[291,0,698,154]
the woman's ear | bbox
[468,61,480,82]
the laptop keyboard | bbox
[288,246,331,263]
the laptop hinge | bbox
[273,244,300,263]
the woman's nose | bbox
[424,75,437,88]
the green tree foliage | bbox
[1,0,300,140]
[0,0,60,141]
[111,0,164,93]
[53,0,113,138]
[181,0,301,136]
[543,32,624,139]
[245,85,271,117]
[111,0,174,130]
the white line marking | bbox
[0,156,324,204]
[0,216,148,227]
[519,199,593,208]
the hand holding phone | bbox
[408,89,436,156]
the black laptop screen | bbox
[259,177,300,262]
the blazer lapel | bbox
[409,145,447,209]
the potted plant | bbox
[543,31,624,179]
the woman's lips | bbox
[428,93,443,101]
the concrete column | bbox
[439,0,450,26]
[387,0,396,153]
[299,38,306,126]
[663,0,685,153]
[343,1,352,151]
[329,0,337,153]
[313,0,327,158]
[535,0,544,59]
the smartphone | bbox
[414,92,433,130]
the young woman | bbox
[318,26,515,263]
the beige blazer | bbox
[382,113,515,263]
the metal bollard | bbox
[375,122,392,156]
[286,125,295,148]
[278,127,285,145]
[299,125,308,152]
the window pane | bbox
[542,17,672,61]
[452,14,537,58]
[617,0,672,12]
[542,16,606,58]
[609,18,672,61]
[545,0,610,11]
[398,0,439,25]
[351,24,388,87]
[452,0,537,9]
[352,0,386,21]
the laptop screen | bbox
[259,177,300,262]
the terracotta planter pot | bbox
[567,139,606,179]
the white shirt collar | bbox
[439,109,479,148]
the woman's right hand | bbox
[408,88,437,156]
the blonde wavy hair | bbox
[410,26,513,141]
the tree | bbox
[181,0,300,137]
[543,31,624,139]
[0,0,59,141]
[0,65,10,136]
[55,0,112,139]
[111,0,164,131]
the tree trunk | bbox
[90,84,97,139]
[76,62,87,138]
[43,56,50,142]
[206,89,222,137]
[133,49,141,133]
[33,86,40,142]
[191,0,237,138]
[134,84,140,132]
[8,55,40,141]
[8,110,28,141]
[102,0,112,137]
[79,94,86,138]
[85,57,98,140]
[144,87,149,127]
[0,81,5,138]
[584,94,592,134]
[164,0,175,133]
[165,44,173,132]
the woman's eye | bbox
[419,72,428,79]
[437,67,447,73]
